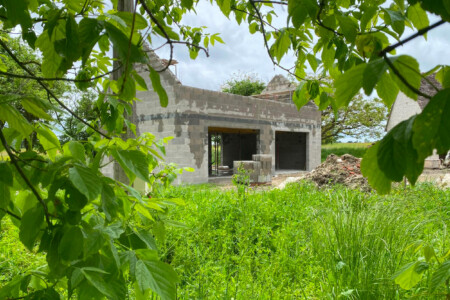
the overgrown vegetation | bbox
[322,143,371,162]
[4,183,448,299]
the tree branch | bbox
[0,38,111,139]
[249,0,305,81]
[380,20,446,56]
[383,53,431,99]
[0,127,51,227]
[0,67,120,82]
[0,208,21,221]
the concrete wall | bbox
[386,92,421,131]
[133,54,321,184]
[387,91,440,167]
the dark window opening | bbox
[208,127,258,176]
[275,131,307,170]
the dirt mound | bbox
[304,154,370,191]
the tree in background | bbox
[322,95,387,144]
[0,33,70,148]
[221,72,266,96]
[60,90,98,144]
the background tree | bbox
[322,95,387,144]
[60,90,98,144]
[221,72,266,96]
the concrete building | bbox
[131,51,321,184]
[386,74,442,168]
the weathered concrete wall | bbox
[387,91,440,167]
[386,92,421,131]
[134,54,321,184]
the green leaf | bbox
[19,205,45,250]
[111,149,149,183]
[321,44,335,69]
[132,71,148,91]
[0,182,11,209]
[407,3,429,31]
[21,97,53,121]
[148,66,169,107]
[81,269,114,298]
[377,116,423,184]
[292,81,309,110]
[135,259,179,300]
[337,14,358,43]
[63,141,85,163]
[84,229,105,258]
[64,14,81,63]
[68,165,103,201]
[307,54,319,72]
[436,66,450,88]
[392,261,425,290]
[361,142,392,194]
[104,22,147,64]
[113,11,148,30]
[412,88,450,160]
[390,55,422,100]
[36,124,61,161]
[288,0,308,28]
[0,103,33,136]
[376,72,399,107]
[335,63,366,107]
[271,30,291,62]
[363,59,389,95]
[79,18,104,65]
[59,226,83,261]
[101,183,119,221]
[0,162,13,186]
[430,260,450,292]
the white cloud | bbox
[154,3,450,91]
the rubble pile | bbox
[303,154,370,191]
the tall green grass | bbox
[322,143,371,162]
[159,183,449,299]
[1,183,449,299]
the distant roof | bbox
[260,75,294,94]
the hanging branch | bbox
[138,0,209,72]
[0,38,111,139]
[249,0,306,81]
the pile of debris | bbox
[303,154,371,191]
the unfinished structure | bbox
[131,52,321,184]
[386,74,442,168]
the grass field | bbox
[322,142,372,162]
[1,182,449,299]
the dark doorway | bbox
[208,127,258,176]
[275,131,307,170]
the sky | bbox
[154,2,450,92]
